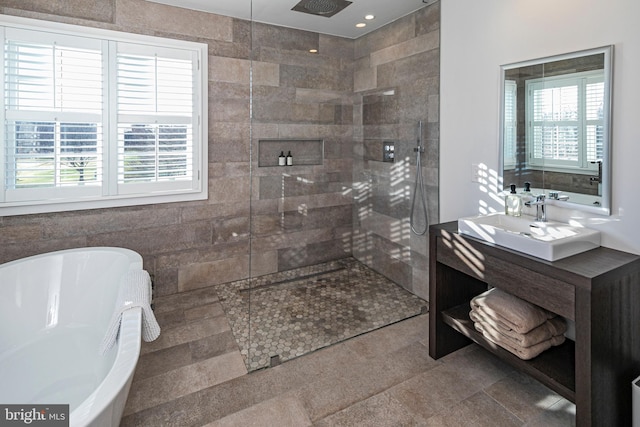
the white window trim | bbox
[0,15,208,216]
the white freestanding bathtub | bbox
[0,247,144,427]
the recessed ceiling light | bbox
[364,14,375,20]
[309,49,318,53]
[355,22,366,28]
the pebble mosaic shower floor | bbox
[214,258,428,371]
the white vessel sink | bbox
[457,213,601,261]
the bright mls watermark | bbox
[1,405,68,426]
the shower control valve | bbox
[383,142,395,162]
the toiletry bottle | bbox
[278,151,286,166]
[520,181,534,204]
[286,151,293,166]
[505,184,522,216]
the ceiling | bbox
[145,0,435,39]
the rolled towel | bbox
[473,320,565,360]
[470,308,567,348]
[471,288,554,334]
[100,270,161,355]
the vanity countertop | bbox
[434,220,639,285]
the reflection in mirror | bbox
[499,46,613,215]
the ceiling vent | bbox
[291,0,353,18]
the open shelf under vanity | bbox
[429,221,640,426]
[442,303,575,401]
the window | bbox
[525,70,604,173]
[503,80,517,170]
[0,16,208,215]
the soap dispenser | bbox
[505,184,522,217]
[520,181,534,204]
[286,151,293,166]
[278,151,286,166]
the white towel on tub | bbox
[100,270,161,355]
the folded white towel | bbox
[100,270,161,355]
[470,288,554,334]
[473,319,565,360]
[470,308,566,348]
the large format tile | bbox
[140,315,232,355]
[287,335,436,422]
[423,391,523,427]
[484,371,564,423]
[0,0,114,22]
[133,343,193,382]
[116,0,233,41]
[124,351,247,415]
[524,398,576,427]
[386,358,504,421]
[123,302,576,426]
[313,391,423,427]
[122,256,575,426]
[152,286,221,315]
[204,396,312,427]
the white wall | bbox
[440,0,640,254]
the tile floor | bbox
[215,258,426,371]
[121,275,576,426]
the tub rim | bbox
[72,308,142,426]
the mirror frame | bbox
[499,45,614,215]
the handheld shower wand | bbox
[410,121,429,235]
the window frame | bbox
[0,15,208,216]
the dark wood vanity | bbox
[429,221,640,426]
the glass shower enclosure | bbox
[225,0,440,372]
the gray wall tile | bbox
[0,0,439,304]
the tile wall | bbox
[352,5,440,299]
[248,22,355,276]
[0,0,254,298]
[0,0,440,301]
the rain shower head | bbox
[291,0,353,18]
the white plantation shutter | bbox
[116,44,194,191]
[585,79,605,162]
[503,80,517,169]
[3,29,104,201]
[115,44,197,193]
[0,16,207,215]
[117,51,194,116]
[4,31,103,113]
[526,70,604,172]
[531,83,579,164]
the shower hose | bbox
[410,121,429,236]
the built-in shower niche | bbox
[258,138,324,167]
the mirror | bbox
[499,46,613,215]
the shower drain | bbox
[291,0,352,18]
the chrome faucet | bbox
[525,194,546,222]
